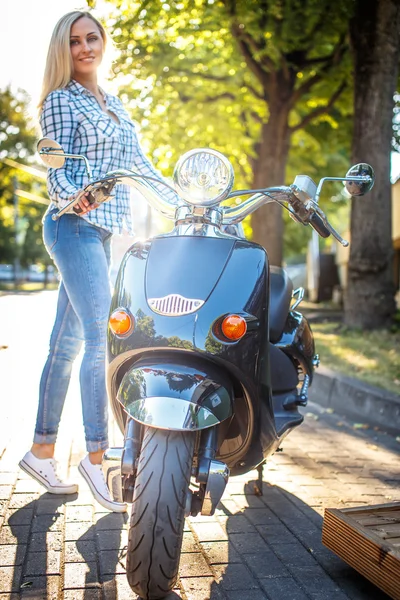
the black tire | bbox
[126,427,195,599]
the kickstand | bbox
[253,461,266,496]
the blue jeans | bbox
[34,210,112,452]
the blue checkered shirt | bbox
[40,79,177,234]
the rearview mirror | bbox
[344,163,375,196]
[37,138,65,169]
[37,137,92,179]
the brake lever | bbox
[52,189,87,221]
[312,205,349,247]
[52,180,117,221]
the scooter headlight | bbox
[173,149,234,207]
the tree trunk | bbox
[251,103,291,266]
[344,0,400,328]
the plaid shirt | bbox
[40,80,177,234]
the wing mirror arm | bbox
[38,148,92,180]
[37,137,92,179]
[314,164,375,203]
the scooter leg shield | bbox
[116,361,234,431]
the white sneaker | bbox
[19,451,78,495]
[78,455,127,513]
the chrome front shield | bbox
[116,361,234,431]
[124,396,220,430]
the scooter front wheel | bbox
[126,426,195,599]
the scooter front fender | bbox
[116,359,234,431]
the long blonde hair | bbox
[38,11,108,111]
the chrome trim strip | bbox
[201,460,230,516]
[102,447,123,502]
[292,287,305,310]
[148,294,204,316]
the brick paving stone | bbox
[190,522,228,542]
[310,593,352,600]
[227,592,269,600]
[6,508,34,526]
[255,523,297,544]
[20,575,60,599]
[229,532,270,554]
[180,576,225,600]
[64,540,96,562]
[260,575,310,600]
[25,550,61,576]
[188,513,219,524]
[31,513,63,533]
[63,590,101,600]
[66,491,95,506]
[8,494,37,509]
[288,565,342,594]
[95,527,128,551]
[244,507,279,526]
[199,541,241,564]
[63,561,100,589]
[181,531,199,553]
[217,514,257,534]
[29,531,63,553]
[98,549,127,576]
[336,576,392,600]
[35,499,65,515]
[270,542,320,568]
[213,563,261,591]
[95,512,126,529]
[0,566,22,592]
[14,479,42,494]
[0,486,13,500]
[230,494,266,509]
[217,498,242,515]
[0,472,18,485]
[65,505,93,523]
[0,525,30,545]
[179,552,213,577]
[0,543,27,566]
[65,522,95,541]
[242,551,291,579]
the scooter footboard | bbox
[116,359,234,431]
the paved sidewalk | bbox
[0,402,399,600]
[1,292,399,599]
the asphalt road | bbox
[0,291,399,599]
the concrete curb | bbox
[309,365,400,435]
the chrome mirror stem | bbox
[39,150,92,179]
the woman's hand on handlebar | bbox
[72,190,99,215]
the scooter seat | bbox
[269,266,293,343]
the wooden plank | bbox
[323,503,400,600]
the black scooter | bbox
[38,140,374,600]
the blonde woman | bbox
[19,11,177,512]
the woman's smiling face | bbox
[70,16,104,78]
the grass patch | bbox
[0,282,58,292]
[312,321,400,395]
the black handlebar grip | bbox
[86,191,97,204]
[309,213,331,238]
[73,191,98,214]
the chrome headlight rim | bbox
[173,148,234,207]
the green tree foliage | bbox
[0,86,49,267]
[107,0,353,263]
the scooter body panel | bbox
[107,235,302,473]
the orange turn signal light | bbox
[109,309,134,336]
[220,314,247,341]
